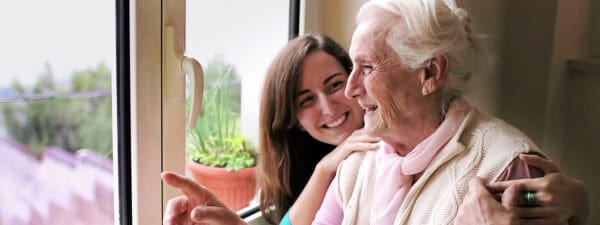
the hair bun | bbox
[453,8,470,24]
[453,8,472,35]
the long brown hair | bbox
[257,34,352,223]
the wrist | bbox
[315,161,337,177]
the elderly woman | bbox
[312,0,588,225]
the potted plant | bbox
[185,60,257,210]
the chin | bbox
[364,114,387,136]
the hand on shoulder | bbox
[316,129,379,174]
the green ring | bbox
[525,191,536,207]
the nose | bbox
[319,95,336,116]
[345,68,364,99]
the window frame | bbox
[122,1,300,224]
[127,0,164,224]
[116,0,132,224]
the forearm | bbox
[289,164,335,225]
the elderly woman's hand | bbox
[454,177,521,225]
[161,172,248,225]
[488,154,589,225]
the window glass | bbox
[0,0,115,224]
[184,0,288,211]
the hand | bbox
[454,177,521,225]
[315,128,379,174]
[488,154,589,225]
[161,172,248,225]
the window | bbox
[0,0,116,224]
[181,0,290,211]
[130,1,294,224]
[0,0,297,224]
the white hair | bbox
[357,0,489,110]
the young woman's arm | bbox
[285,129,379,225]
[455,154,589,225]
[488,154,589,225]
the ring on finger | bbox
[520,191,536,207]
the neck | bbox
[380,99,444,156]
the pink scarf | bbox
[369,99,469,224]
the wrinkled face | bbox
[296,50,364,145]
[345,15,429,138]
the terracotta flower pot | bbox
[186,160,257,210]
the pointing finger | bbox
[161,171,225,207]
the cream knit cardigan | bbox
[335,109,545,225]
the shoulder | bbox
[336,151,376,180]
[335,151,375,207]
[454,110,546,180]
[463,110,541,154]
[336,151,367,188]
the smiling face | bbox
[296,50,364,145]
[346,21,420,135]
[345,8,443,151]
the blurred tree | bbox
[2,63,112,158]
[72,64,112,157]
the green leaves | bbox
[189,143,256,171]
[185,59,256,171]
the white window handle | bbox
[163,25,204,130]
[182,56,204,129]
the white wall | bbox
[301,0,367,50]
[544,0,599,223]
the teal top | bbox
[279,211,291,225]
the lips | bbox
[324,112,348,128]
[359,102,378,112]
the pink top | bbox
[312,100,543,225]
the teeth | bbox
[359,103,377,112]
[363,106,377,112]
[326,114,347,128]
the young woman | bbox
[161,34,588,225]
[163,34,379,225]
[256,34,378,225]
